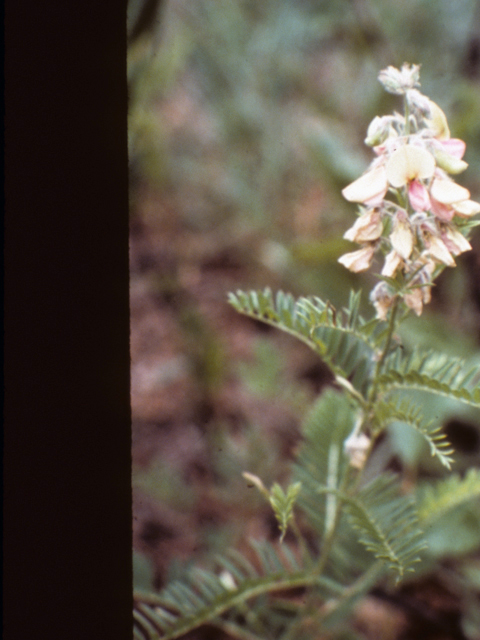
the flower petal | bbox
[338,245,375,272]
[408,180,431,211]
[430,179,470,205]
[342,166,388,203]
[404,289,425,316]
[442,227,472,255]
[423,232,456,266]
[386,145,435,188]
[452,199,480,217]
[343,209,383,242]
[381,251,403,277]
[390,216,414,260]
[440,139,466,159]
[430,198,455,222]
[433,149,468,174]
[370,282,395,320]
[426,99,450,140]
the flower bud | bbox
[219,571,237,591]
[406,88,431,113]
[425,99,450,140]
[344,432,371,469]
[404,288,425,316]
[378,63,420,95]
[364,116,390,146]
[433,148,468,174]
[370,282,395,320]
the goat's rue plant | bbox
[134,65,480,640]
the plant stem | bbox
[280,464,354,640]
[317,560,386,623]
[404,93,410,136]
[367,295,400,408]
[377,295,399,373]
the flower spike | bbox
[338,64,479,317]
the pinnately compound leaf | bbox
[229,289,382,397]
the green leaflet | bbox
[343,474,426,581]
[374,397,454,469]
[416,468,480,526]
[133,541,344,640]
[293,391,425,580]
[228,289,385,397]
[293,389,356,537]
[378,350,480,408]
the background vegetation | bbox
[129,1,480,637]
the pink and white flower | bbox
[343,209,383,243]
[338,64,478,318]
[338,245,376,272]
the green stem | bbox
[280,464,354,640]
[368,295,400,408]
[377,295,399,374]
[404,93,410,136]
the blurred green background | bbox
[129,1,480,635]
[128,0,480,318]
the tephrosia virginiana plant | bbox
[134,65,480,640]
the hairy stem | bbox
[368,295,400,407]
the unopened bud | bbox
[378,63,420,95]
[370,282,395,321]
[425,99,450,140]
[365,116,390,146]
[433,148,468,175]
[219,571,237,591]
[344,432,371,469]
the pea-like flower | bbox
[341,165,388,206]
[338,245,376,273]
[385,145,435,188]
[343,208,383,243]
[390,213,414,260]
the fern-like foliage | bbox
[343,473,427,581]
[228,289,384,397]
[228,289,480,410]
[416,468,480,526]
[292,389,356,538]
[374,397,454,469]
[293,390,426,581]
[378,350,480,408]
[133,542,344,640]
